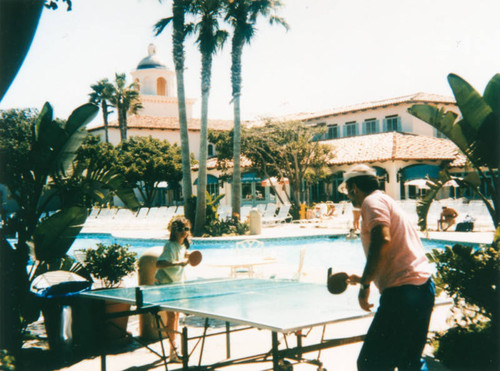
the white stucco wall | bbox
[89,128,202,159]
[306,102,459,138]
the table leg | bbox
[272,332,279,370]
[182,327,189,370]
[226,321,231,358]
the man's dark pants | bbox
[357,278,435,371]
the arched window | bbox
[208,143,215,157]
[157,77,167,96]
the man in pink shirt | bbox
[338,165,435,371]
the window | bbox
[208,143,215,157]
[363,119,379,134]
[157,78,166,96]
[435,129,447,139]
[327,124,339,139]
[383,115,401,132]
[207,183,219,197]
[343,121,358,137]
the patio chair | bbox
[262,204,292,225]
[233,239,265,277]
[217,205,232,221]
[239,205,252,222]
[261,204,277,219]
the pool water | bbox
[69,233,473,277]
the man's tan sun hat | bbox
[338,164,377,194]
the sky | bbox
[2,0,500,123]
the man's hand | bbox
[358,286,374,312]
[347,274,361,285]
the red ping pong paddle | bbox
[327,268,349,294]
[188,250,202,266]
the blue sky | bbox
[2,0,500,122]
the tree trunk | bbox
[194,56,212,236]
[102,101,109,143]
[172,0,193,220]
[231,40,243,218]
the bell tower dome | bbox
[131,43,194,118]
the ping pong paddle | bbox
[327,268,349,294]
[188,250,202,266]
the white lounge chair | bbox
[262,204,292,224]
[261,204,277,219]
[239,206,252,222]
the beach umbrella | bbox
[261,177,289,187]
[443,179,460,187]
[404,179,431,189]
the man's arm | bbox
[358,224,391,311]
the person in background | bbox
[352,207,361,231]
[438,206,458,231]
[346,228,359,240]
[155,216,191,363]
[338,164,435,371]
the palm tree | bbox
[89,78,114,143]
[191,0,228,236]
[408,73,499,237]
[224,0,288,217]
[154,0,195,221]
[109,73,143,142]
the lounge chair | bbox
[262,204,292,224]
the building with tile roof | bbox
[275,93,468,202]
[85,44,478,207]
[86,44,232,160]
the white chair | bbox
[256,204,267,216]
[112,208,136,229]
[239,205,252,222]
[270,247,306,281]
[261,204,277,219]
[233,239,265,277]
[262,204,292,224]
[217,205,232,221]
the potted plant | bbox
[80,243,137,344]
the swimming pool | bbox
[69,233,475,278]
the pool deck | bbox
[30,222,494,371]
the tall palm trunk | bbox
[231,36,244,217]
[119,106,127,142]
[102,100,110,143]
[194,55,212,236]
[172,0,193,215]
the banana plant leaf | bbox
[31,102,99,177]
[57,103,99,173]
[448,74,500,169]
[34,206,87,261]
[416,172,451,231]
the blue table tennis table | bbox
[80,278,375,370]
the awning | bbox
[242,172,261,183]
[194,174,219,185]
[443,179,460,187]
[404,179,432,189]
[400,164,441,181]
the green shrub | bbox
[428,243,499,369]
[0,349,15,371]
[204,217,248,237]
[81,243,137,288]
[432,322,497,371]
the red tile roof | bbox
[322,132,465,166]
[87,114,234,132]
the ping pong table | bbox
[80,278,375,370]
